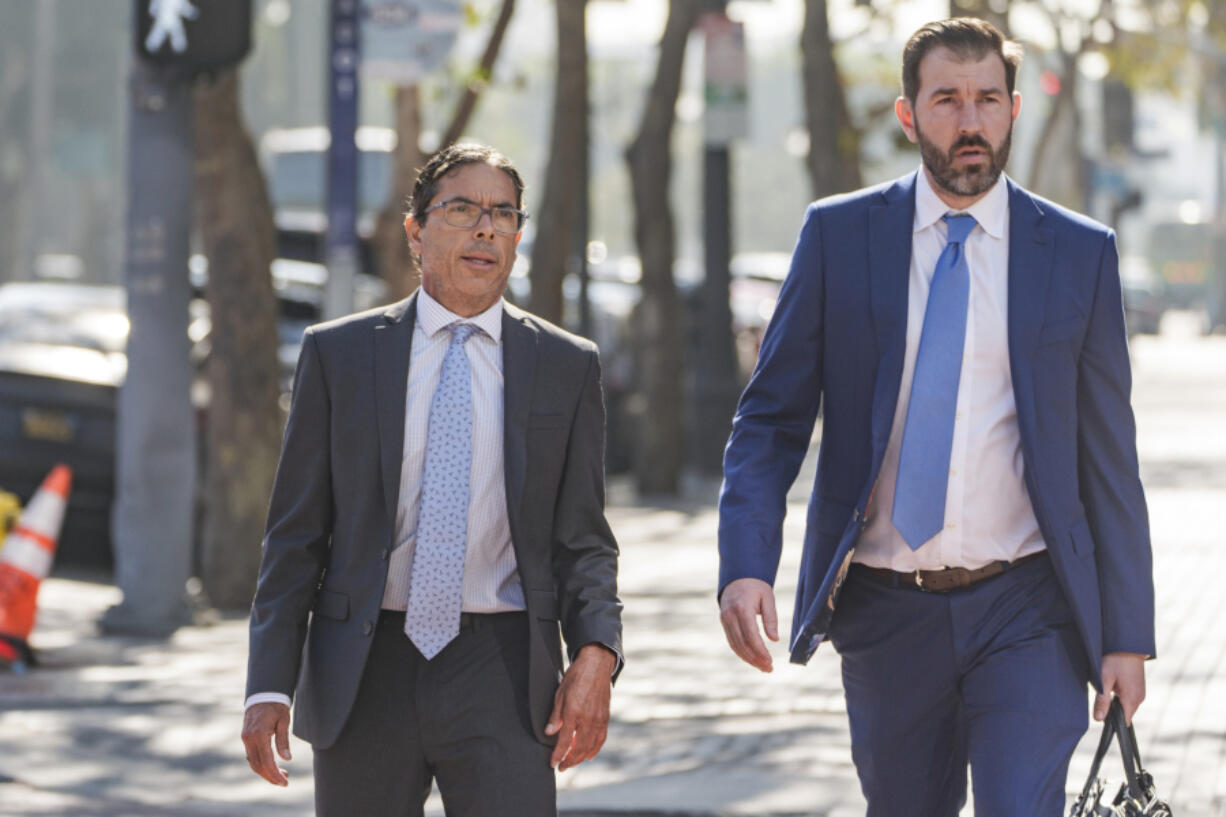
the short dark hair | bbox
[901,17,1023,105]
[408,142,525,223]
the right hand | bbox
[241,701,292,786]
[719,577,779,672]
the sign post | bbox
[104,0,251,636]
[322,0,362,321]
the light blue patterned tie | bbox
[892,213,977,550]
[404,322,476,659]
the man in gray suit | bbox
[241,143,623,816]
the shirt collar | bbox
[913,165,1009,239]
[416,287,504,343]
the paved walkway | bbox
[1,317,1224,816]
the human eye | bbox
[492,207,518,227]
[447,201,475,216]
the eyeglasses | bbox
[422,199,528,235]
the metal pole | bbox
[576,2,592,340]
[101,56,196,637]
[23,0,55,279]
[322,0,361,320]
[695,0,742,474]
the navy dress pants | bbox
[828,553,1090,817]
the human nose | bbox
[958,100,983,133]
[470,207,496,237]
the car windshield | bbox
[0,284,129,355]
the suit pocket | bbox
[528,412,566,430]
[1036,314,1085,347]
[313,588,350,621]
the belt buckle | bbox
[913,570,926,591]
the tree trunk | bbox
[192,69,283,610]
[949,0,1010,33]
[626,0,701,496]
[373,0,517,298]
[529,0,587,324]
[374,85,425,303]
[438,0,517,150]
[801,0,862,199]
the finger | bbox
[564,718,599,770]
[733,610,772,671]
[1118,686,1145,726]
[550,725,574,770]
[246,739,289,786]
[761,593,779,642]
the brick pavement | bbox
[0,320,1223,816]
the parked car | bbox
[0,282,128,567]
[1120,255,1168,337]
[0,264,384,570]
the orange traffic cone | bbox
[0,464,72,670]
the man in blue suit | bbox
[718,18,1153,816]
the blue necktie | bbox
[404,323,476,659]
[892,214,977,550]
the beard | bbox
[915,121,1011,199]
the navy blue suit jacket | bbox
[718,172,1155,689]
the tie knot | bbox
[449,323,477,345]
[942,213,977,245]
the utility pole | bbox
[322,0,361,320]
[104,0,252,636]
[694,2,744,474]
[102,56,197,636]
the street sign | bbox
[360,0,463,84]
[134,0,252,73]
[699,11,748,146]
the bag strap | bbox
[1073,700,1120,806]
[1108,697,1149,800]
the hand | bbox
[241,701,292,786]
[719,577,778,673]
[545,643,616,771]
[1095,652,1147,725]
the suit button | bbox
[363,620,373,636]
[381,548,390,561]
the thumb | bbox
[762,592,779,642]
[544,694,564,736]
[275,719,292,761]
[1093,691,1112,722]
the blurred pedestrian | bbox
[717,18,1153,816]
[241,143,623,816]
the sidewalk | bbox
[2,320,1225,816]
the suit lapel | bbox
[501,304,538,528]
[1006,182,1055,389]
[868,173,917,457]
[374,293,417,534]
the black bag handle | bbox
[1072,698,1164,815]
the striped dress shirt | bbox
[380,288,525,613]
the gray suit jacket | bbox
[245,292,623,750]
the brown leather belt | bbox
[851,550,1046,593]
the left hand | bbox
[1095,651,1147,725]
[545,643,617,771]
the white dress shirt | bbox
[854,169,1046,571]
[380,288,524,613]
[245,290,524,711]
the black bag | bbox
[1068,698,1172,816]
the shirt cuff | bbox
[245,692,292,711]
